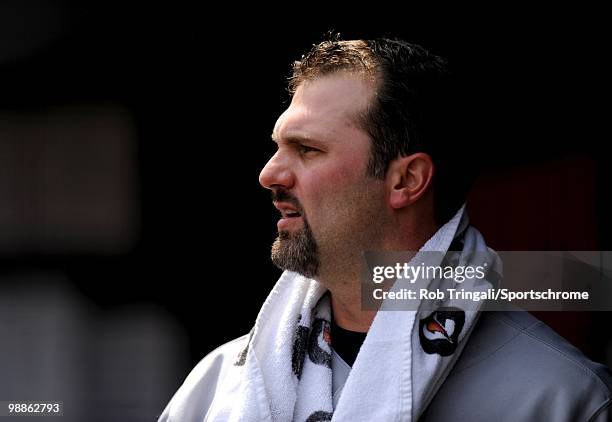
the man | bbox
[159,38,611,421]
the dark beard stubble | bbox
[271,214,320,278]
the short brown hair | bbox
[289,39,377,93]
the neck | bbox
[321,216,439,333]
[331,292,376,332]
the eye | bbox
[298,144,320,155]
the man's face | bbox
[259,72,390,279]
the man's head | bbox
[259,37,469,280]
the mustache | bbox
[271,189,304,214]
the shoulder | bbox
[158,334,250,422]
[422,310,612,422]
[183,333,250,387]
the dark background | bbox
[0,2,609,420]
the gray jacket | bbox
[420,310,612,421]
[160,310,611,421]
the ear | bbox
[387,153,434,209]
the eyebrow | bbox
[271,132,323,145]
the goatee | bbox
[271,216,320,278]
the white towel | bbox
[204,205,499,421]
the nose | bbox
[259,151,295,190]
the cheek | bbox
[297,151,371,218]
[317,152,369,186]
[302,171,371,222]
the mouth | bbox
[281,209,301,218]
[274,202,304,230]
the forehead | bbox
[273,73,374,142]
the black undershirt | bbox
[330,317,367,367]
